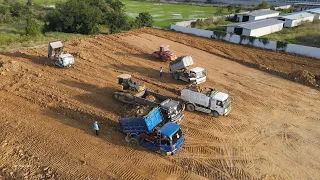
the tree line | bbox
[0,0,154,37]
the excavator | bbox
[113,74,185,124]
[152,45,177,62]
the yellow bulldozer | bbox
[114,74,146,98]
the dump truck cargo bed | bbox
[119,107,163,134]
[169,56,194,72]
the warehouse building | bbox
[235,10,280,22]
[293,3,320,11]
[226,19,284,37]
[306,8,320,20]
[277,12,314,27]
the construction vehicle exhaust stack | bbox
[152,45,177,62]
[48,41,74,68]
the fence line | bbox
[170,24,320,59]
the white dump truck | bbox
[181,86,231,117]
[169,56,206,84]
[48,41,74,68]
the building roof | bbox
[306,8,320,14]
[160,122,180,137]
[278,12,314,20]
[117,74,131,79]
[246,10,279,17]
[226,19,284,30]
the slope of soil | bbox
[137,28,320,88]
[0,29,320,179]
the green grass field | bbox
[262,20,320,48]
[122,0,227,28]
[6,0,227,28]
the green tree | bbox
[26,0,33,6]
[215,7,224,15]
[25,17,42,36]
[257,1,269,9]
[135,12,153,28]
[227,5,234,14]
[235,4,243,13]
[45,0,102,34]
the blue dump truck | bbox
[119,107,185,156]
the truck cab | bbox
[189,67,206,84]
[54,54,74,68]
[160,99,185,124]
[209,91,232,117]
[119,107,185,156]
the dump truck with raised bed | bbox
[169,56,206,84]
[113,89,185,124]
[181,85,231,117]
[119,107,185,156]
[48,41,74,68]
[152,45,177,62]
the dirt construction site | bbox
[0,28,320,179]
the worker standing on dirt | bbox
[93,121,99,136]
[160,67,163,77]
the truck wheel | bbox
[113,93,119,99]
[212,111,219,118]
[129,136,140,146]
[173,73,179,80]
[160,151,167,156]
[186,103,195,112]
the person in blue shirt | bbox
[160,67,163,77]
[93,121,99,136]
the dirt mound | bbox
[0,60,22,74]
[120,105,153,118]
[288,70,319,87]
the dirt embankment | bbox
[0,29,320,179]
[137,28,320,88]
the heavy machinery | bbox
[169,55,206,84]
[48,41,74,68]
[181,84,232,118]
[152,45,177,62]
[115,74,146,97]
[113,74,184,124]
[119,107,185,156]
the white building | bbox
[236,10,280,22]
[226,19,284,37]
[305,8,320,20]
[277,12,315,27]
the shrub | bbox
[276,41,288,49]
[25,18,42,37]
[135,12,154,28]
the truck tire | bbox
[172,73,179,80]
[186,103,195,112]
[160,151,167,156]
[129,136,140,146]
[212,111,219,118]
[113,93,119,99]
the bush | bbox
[45,0,102,34]
[25,18,42,37]
[135,12,154,28]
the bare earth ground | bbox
[0,29,320,179]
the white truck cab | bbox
[189,67,206,84]
[169,56,207,84]
[55,54,74,68]
[181,87,231,117]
